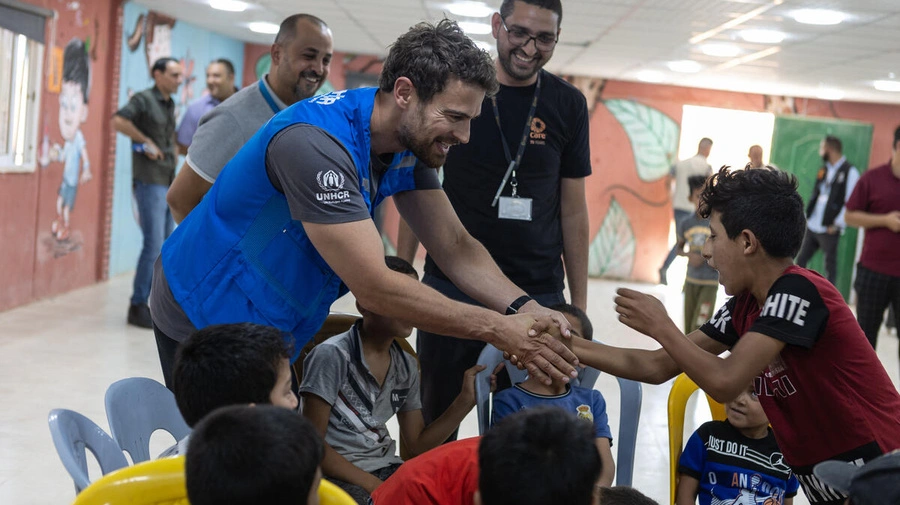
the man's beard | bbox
[398,120,449,169]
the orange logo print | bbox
[530,117,547,144]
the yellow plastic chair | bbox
[72,456,355,505]
[667,373,726,505]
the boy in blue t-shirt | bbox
[677,174,719,333]
[490,303,615,487]
[676,382,800,505]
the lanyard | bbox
[257,78,282,114]
[490,72,542,207]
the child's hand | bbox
[615,287,679,339]
[457,364,487,407]
[489,362,505,393]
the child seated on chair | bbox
[676,382,799,505]
[299,256,486,505]
[186,404,323,505]
[162,322,299,456]
[490,303,615,487]
[370,406,602,505]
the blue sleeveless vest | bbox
[161,88,418,360]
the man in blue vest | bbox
[148,19,578,390]
[796,135,859,285]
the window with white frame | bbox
[0,26,43,172]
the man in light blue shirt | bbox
[796,135,860,284]
[175,58,237,153]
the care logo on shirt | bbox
[529,117,547,145]
[311,90,347,105]
[315,170,351,205]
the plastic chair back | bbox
[47,408,129,495]
[105,377,191,464]
[73,456,355,505]
[667,373,726,504]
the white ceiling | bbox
[137,0,900,104]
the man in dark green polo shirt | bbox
[113,57,183,328]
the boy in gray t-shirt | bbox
[299,256,486,505]
[677,175,720,333]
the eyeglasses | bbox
[500,19,558,51]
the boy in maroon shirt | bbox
[571,167,900,504]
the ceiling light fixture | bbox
[210,0,247,12]
[740,29,785,44]
[701,43,741,58]
[792,9,846,25]
[816,88,844,100]
[635,70,665,83]
[688,0,783,45]
[667,60,703,73]
[446,1,494,18]
[874,80,900,92]
[249,22,279,34]
[458,21,492,35]
[716,46,780,70]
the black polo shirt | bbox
[115,86,177,185]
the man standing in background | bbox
[410,0,592,442]
[113,57,183,328]
[796,135,859,285]
[175,58,237,153]
[660,137,712,285]
[747,144,764,169]
[166,14,333,223]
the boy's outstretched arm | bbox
[397,364,490,456]
[595,438,615,487]
[675,474,700,505]
[301,393,384,493]
[614,288,784,402]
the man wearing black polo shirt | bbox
[413,0,591,438]
[113,57,183,328]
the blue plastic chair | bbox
[48,408,129,494]
[473,343,643,486]
[105,377,191,464]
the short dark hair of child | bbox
[186,405,324,505]
[687,174,707,195]
[598,486,660,505]
[698,166,806,259]
[63,38,91,103]
[173,322,294,426]
[479,406,601,505]
[893,124,900,147]
[385,255,418,279]
[549,303,592,341]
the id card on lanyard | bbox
[491,73,541,221]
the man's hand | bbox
[518,300,573,339]
[142,140,164,160]
[614,287,680,340]
[885,211,900,233]
[826,225,839,235]
[495,313,579,386]
[457,364,487,407]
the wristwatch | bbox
[505,295,534,315]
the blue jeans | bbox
[661,209,693,273]
[131,181,174,305]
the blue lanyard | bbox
[258,79,282,114]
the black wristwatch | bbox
[505,295,534,315]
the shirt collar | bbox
[261,73,288,110]
[151,86,173,104]
[826,156,846,171]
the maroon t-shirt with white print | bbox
[700,266,900,502]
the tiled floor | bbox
[1,261,897,504]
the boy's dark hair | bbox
[479,407,600,505]
[173,323,293,426]
[698,166,806,259]
[893,125,900,149]
[62,38,90,103]
[823,134,843,154]
[386,255,418,279]
[186,405,323,505]
[380,19,498,104]
[549,303,592,340]
[687,174,708,195]
[274,14,329,45]
[151,57,178,76]
[500,0,563,26]
[211,58,235,76]
[597,486,659,505]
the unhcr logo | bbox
[315,170,351,205]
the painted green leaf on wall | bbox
[589,198,635,279]
[604,99,680,182]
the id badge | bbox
[498,196,533,221]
